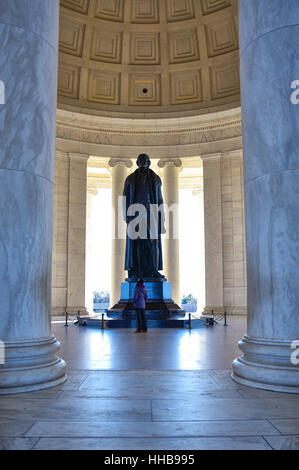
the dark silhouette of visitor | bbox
[133,279,148,333]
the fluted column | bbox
[202,154,224,315]
[158,159,182,305]
[0,0,66,393]
[232,0,299,392]
[109,159,132,307]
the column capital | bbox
[56,151,69,161]
[222,150,243,160]
[68,153,89,162]
[108,158,133,169]
[201,153,222,162]
[157,158,182,169]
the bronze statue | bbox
[123,154,165,280]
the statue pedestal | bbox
[107,280,185,327]
[120,281,171,303]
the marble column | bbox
[109,159,132,307]
[232,0,299,392]
[201,154,224,315]
[0,0,66,393]
[158,159,182,305]
[67,153,89,316]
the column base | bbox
[51,307,67,317]
[202,306,225,315]
[66,307,89,316]
[232,335,299,393]
[0,335,67,395]
[51,307,89,317]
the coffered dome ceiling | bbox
[58,0,240,117]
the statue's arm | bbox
[157,176,164,206]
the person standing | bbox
[133,279,148,333]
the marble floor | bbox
[0,317,298,450]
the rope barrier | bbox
[78,309,228,329]
[204,310,228,327]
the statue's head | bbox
[137,154,151,169]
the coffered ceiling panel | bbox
[90,28,122,63]
[210,59,240,99]
[170,69,203,104]
[131,0,160,24]
[129,73,161,106]
[58,0,240,117]
[200,0,231,16]
[205,17,238,57]
[60,0,90,15]
[168,29,199,64]
[95,0,125,22]
[59,15,86,57]
[88,70,121,104]
[58,63,81,99]
[130,32,160,65]
[166,0,195,22]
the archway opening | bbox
[179,188,205,315]
[87,188,112,313]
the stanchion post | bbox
[188,313,192,330]
[64,311,69,327]
[224,311,228,326]
[101,313,105,330]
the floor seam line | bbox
[261,435,275,450]
[23,421,38,438]
[31,437,41,450]
[266,419,284,435]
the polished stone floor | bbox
[0,317,298,450]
